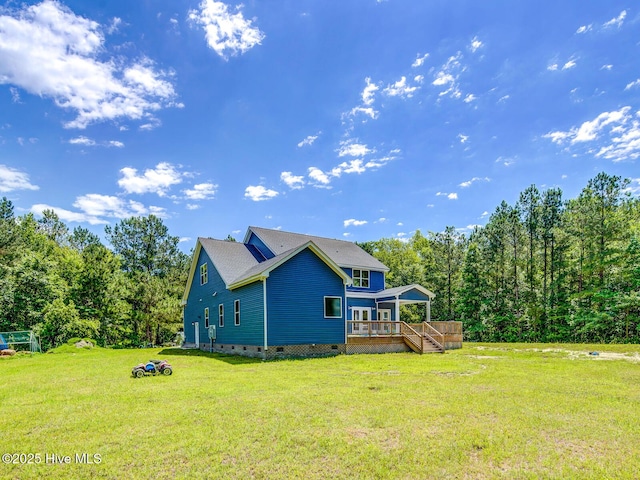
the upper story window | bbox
[200,263,208,285]
[352,269,370,288]
[234,300,240,326]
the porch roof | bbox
[374,284,435,303]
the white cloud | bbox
[9,87,20,103]
[458,134,469,144]
[337,140,374,157]
[412,53,429,68]
[436,192,458,200]
[0,1,179,129]
[297,132,320,148]
[463,93,476,103]
[601,64,613,71]
[69,136,96,146]
[383,76,418,99]
[496,156,516,167]
[545,107,631,144]
[68,193,165,222]
[576,24,592,34]
[344,219,367,228]
[106,17,122,35]
[118,162,184,196]
[459,177,490,188]
[547,63,559,71]
[69,136,124,147]
[244,185,278,201]
[562,60,577,70]
[188,0,265,59]
[348,106,379,120]
[333,160,366,175]
[603,10,626,29]
[470,36,483,52]
[432,52,465,99]
[414,75,424,83]
[280,171,305,189]
[183,183,217,200]
[545,106,640,162]
[186,204,200,210]
[625,79,640,90]
[307,167,331,187]
[361,77,379,106]
[32,203,106,225]
[0,164,39,192]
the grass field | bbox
[1,343,640,479]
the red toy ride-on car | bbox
[132,359,173,378]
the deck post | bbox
[426,299,431,323]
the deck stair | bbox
[400,322,445,354]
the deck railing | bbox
[347,321,402,336]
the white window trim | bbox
[204,307,210,328]
[324,296,343,319]
[200,263,208,285]
[352,269,370,288]
[218,303,224,328]
[234,299,240,326]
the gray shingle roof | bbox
[247,226,389,272]
[198,237,260,286]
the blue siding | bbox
[400,290,431,302]
[343,268,385,293]
[184,246,264,346]
[246,232,275,259]
[266,248,345,345]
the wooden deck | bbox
[346,321,462,354]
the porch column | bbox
[426,299,431,322]
[395,296,400,323]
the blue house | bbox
[182,227,451,358]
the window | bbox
[352,269,370,288]
[324,296,342,318]
[218,304,224,327]
[200,263,208,285]
[204,307,210,328]
[234,300,240,326]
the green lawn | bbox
[1,343,639,479]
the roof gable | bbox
[183,237,353,300]
[228,241,352,289]
[245,226,389,272]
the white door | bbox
[194,322,199,347]
[352,307,372,335]
[378,309,392,334]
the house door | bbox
[378,309,393,334]
[194,322,199,347]
[352,307,372,335]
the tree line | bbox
[0,204,189,351]
[359,172,640,343]
[1,171,638,350]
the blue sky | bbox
[1,1,639,250]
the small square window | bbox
[324,296,342,318]
[352,269,370,288]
